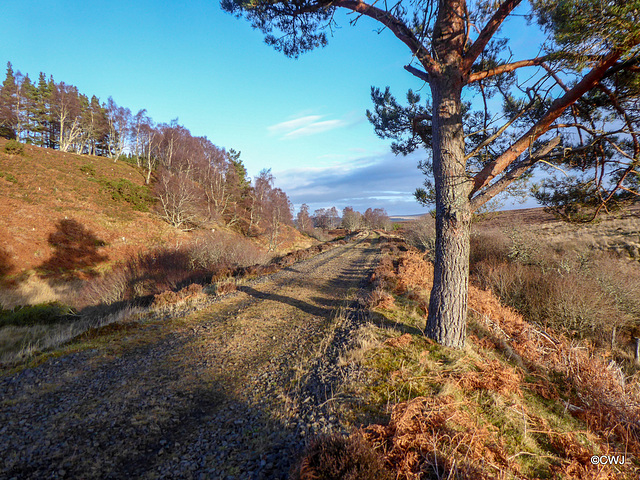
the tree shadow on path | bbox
[238,285,333,318]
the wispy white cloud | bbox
[267,112,357,139]
[284,119,346,139]
[267,115,322,136]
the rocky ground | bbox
[0,234,381,480]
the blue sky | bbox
[0,0,543,215]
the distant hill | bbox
[389,213,428,222]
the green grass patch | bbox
[0,171,19,183]
[99,178,154,212]
[79,163,96,176]
[350,302,472,421]
[0,302,77,327]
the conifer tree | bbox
[0,62,18,139]
[31,72,53,147]
[20,75,38,144]
[224,0,640,348]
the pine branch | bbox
[462,0,523,72]
[471,50,623,196]
[467,56,550,84]
[470,136,561,211]
[330,0,440,74]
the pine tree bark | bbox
[425,0,471,349]
[426,71,472,348]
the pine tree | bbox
[29,72,53,147]
[0,62,18,139]
[21,75,37,144]
[225,0,640,347]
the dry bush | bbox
[469,229,510,268]
[404,216,435,257]
[307,228,331,242]
[290,433,393,480]
[151,290,181,307]
[189,230,269,270]
[469,285,640,459]
[366,288,396,310]
[80,247,201,307]
[473,260,618,337]
[365,396,507,479]
[80,266,129,306]
[589,254,640,333]
[395,251,433,295]
[151,283,205,310]
[471,228,637,348]
[370,248,433,299]
[214,278,237,296]
[370,255,395,290]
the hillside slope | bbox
[0,138,179,281]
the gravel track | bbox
[0,235,380,480]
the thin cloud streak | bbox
[284,119,346,139]
[267,112,358,139]
[267,115,322,135]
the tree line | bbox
[0,62,129,157]
[296,205,392,232]
[0,62,295,249]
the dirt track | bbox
[0,234,380,479]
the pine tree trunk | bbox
[425,70,472,349]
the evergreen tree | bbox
[225,0,640,348]
[21,75,37,144]
[228,149,251,191]
[0,62,18,139]
[31,72,53,147]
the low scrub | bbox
[3,139,24,155]
[81,247,206,306]
[403,215,435,259]
[151,283,205,311]
[337,235,640,478]
[100,178,155,212]
[290,433,393,480]
[81,229,348,308]
[470,228,640,352]
[0,301,76,327]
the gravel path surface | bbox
[0,235,380,479]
